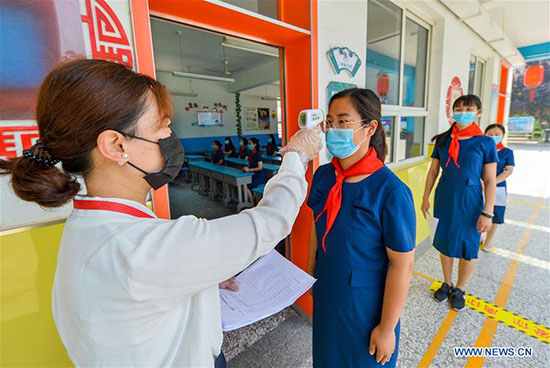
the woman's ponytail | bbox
[0,140,80,208]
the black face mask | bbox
[122,131,185,190]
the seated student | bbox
[211,140,224,165]
[266,134,278,156]
[243,137,266,203]
[237,137,250,159]
[224,137,237,158]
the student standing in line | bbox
[243,137,266,204]
[266,134,278,156]
[481,124,515,252]
[307,88,415,368]
[224,137,237,158]
[238,137,250,159]
[211,140,225,165]
[421,95,497,311]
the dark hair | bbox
[249,137,259,150]
[224,137,235,151]
[485,123,505,135]
[432,94,483,148]
[0,59,172,208]
[268,134,276,141]
[328,88,386,161]
[453,94,482,111]
[241,137,248,146]
[213,140,222,149]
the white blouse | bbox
[52,152,308,367]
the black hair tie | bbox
[22,139,61,167]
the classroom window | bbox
[381,116,395,163]
[366,0,402,105]
[367,0,431,164]
[468,55,485,98]
[402,18,428,107]
[398,117,425,161]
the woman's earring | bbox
[118,161,125,166]
[122,153,129,159]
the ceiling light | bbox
[222,37,279,58]
[172,71,235,83]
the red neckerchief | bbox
[73,199,154,218]
[314,147,384,252]
[447,123,484,168]
[248,150,258,167]
[267,143,273,152]
[239,146,246,158]
[497,142,506,150]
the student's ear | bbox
[476,109,482,117]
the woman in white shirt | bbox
[0,59,321,367]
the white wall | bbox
[156,71,278,139]
[315,0,504,166]
[317,0,368,164]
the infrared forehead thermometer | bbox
[298,109,325,130]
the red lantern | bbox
[377,74,389,96]
[523,65,544,102]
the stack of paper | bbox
[219,250,316,331]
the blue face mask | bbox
[491,136,502,145]
[239,141,244,147]
[453,112,477,125]
[325,125,367,159]
[212,145,217,150]
[268,138,273,143]
[247,144,254,151]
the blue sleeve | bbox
[506,149,515,166]
[484,139,498,164]
[256,153,264,162]
[307,166,329,214]
[382,184,416,252]
[431,146,440,160]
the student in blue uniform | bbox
[481,124,514,252]
[237,137,250,159]
[421,95,497,311]
[224,137,237,158]
[266,134,278,156]
[211,140,225,165]
[307,88,416,368]
[243,137,266,204]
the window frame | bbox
[367,0,432,166]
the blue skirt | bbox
[493,206,505,224]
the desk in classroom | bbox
[184,155,207,183]
[188,161,254,211]
[224,157,280,179]
[263,155,282,165]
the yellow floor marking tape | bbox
[506,219,550,233]
[507,199,550,210]
[429,281,550,344]
[490,247,550,270]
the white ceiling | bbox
[150,18,280,78]
[482,0,550,47]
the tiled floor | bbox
[222,142,550,368]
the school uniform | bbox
[238,147,250,159]
[51,152,307,368]
[247,150,266,189]
[307,164,416,368]
[225,143,237,158]
[266,143,278,156]
[211,149,225,165]
[494,147,515,224]
[431,135,498,260]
